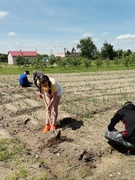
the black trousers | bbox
[21,83,31,87]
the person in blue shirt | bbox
[19,71,32,87]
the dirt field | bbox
[1,70,135,180]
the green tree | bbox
[101,41,115,60]
[71,57,81,68]
[16,56,26,66]
[129,53,135,65]
[40,54,49,62]
[105,58,110,68]
[96,58,102,68]
[82,57,92,69]
[42,54,49,58]
[114,57,119,65]
[48,55,56,67]
[0,54,7,63]
[55,57,63,67]
[122,49,132,58]
[65,57,73,67]
[116,49,123,59]
[77,37,97,59]
[123,56,130,67]
[31,54,46,69]
[24,58,30,67]
[60,58,67,68]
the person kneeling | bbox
[19,71,32,87]
[104,101,135,150]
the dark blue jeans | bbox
[21,83,31,87]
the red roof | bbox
[8,51,37,57]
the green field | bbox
[0,62,135,75]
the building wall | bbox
[8,54,36,65]
[65,53,79,57]
[55,52,79,58]
[55,52,65,57]
[8,53,14,64]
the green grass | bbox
[0,63,135,75]
[0,138,24,162]
[0,138,49,179]
[11,166,28,180]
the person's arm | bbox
[108,110,122,131]
[24,75,29,84]
[47,92,57,111]
[39,84,44,98]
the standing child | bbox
[37,74,62,133]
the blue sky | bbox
[0,0,135,55]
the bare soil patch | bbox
[1,70,135,180]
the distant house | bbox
[55,52,65,58]
[55,48,79,58]
[8,50,37,65]
[55,52,79,58]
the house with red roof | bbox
[8,50,37,65]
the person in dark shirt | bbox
[33,71,44,89]
[19,71,32,87]
[104,101,135,149]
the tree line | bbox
[0,37,135,69]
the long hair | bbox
[37,75,52,94]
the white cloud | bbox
[116,34,135,40]
[82,33,92,38]
[8,32,17,36]
[0,11,9,19]
[93,38,99,43]
[101,32,108,36]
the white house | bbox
[54,52,65,57]
[55,52,79,58]
[8,50,37,65]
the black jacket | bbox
[108,103,135,143]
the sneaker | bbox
[50,124,56,131]
[43,124,50,133]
